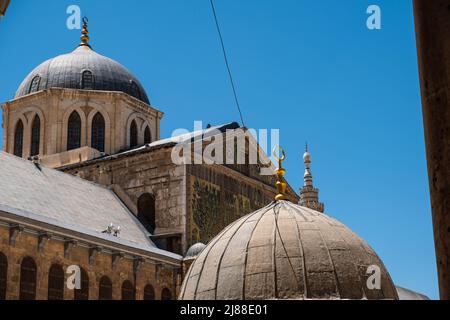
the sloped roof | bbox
[0,151,179,259]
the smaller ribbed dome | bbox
[185,243,206,259]
[179,200,398,300]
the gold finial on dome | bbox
[273,146,288,201]
[80,17,90,47]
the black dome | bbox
[15,45,150,104]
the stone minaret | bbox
[299,145,324,212]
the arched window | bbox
[81,70,94,90]
[30,115,41,157]
[67,111,81,151]
[130,120,138,148]
[91,112,105,152]
[0,253,7,300]
[143,284,155,300]
[29,76,41,94]
[98,276,112,300]
[130,81,141,100]
[48,264,64,300]
[19,257,37,300]
[137,193,156,233]
[161,288,172,300]
[74,267,89,300]
[144,126,151,144]
[121,280,135,300]
[14,120,24,157]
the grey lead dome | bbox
[15,45,150,104]
[179,200,398,300]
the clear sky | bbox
[0,0,437,299]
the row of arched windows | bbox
[0,253,172,300]
[13,112,153,158]
[67,111,106,152]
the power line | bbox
[209,0,246,128]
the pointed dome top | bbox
[14,19,150,104]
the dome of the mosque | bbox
[14,20,149,104]
[179,200,398,300]
[185,242,206,259]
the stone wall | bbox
[0,224,178,300]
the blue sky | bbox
[0,1,437,298]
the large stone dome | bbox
[179,200,398,300]
[15,45,150,104]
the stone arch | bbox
[140,119,152,144]
[87,106,111,154]
[74,267,89,300]
[121,280,135,300]
[19,256,37,300]
[9,114,28,155]
[126,112,149,147]
[161,287,172,300]
[48,264,64,300]
[137,193,156,233]
[62,107,87,152]
[98,275,112,300]
[21,106,45,157]
[143,284,155,300]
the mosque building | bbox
[0,19,427,300]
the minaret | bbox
[299,144,324,212]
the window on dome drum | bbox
[130,81,141,100]
[67,111,82,151]
[98,276,112,300]
[130,120,138,148]
[143,284,155,300]
[48,264,64,300]
[14,120,24,157]
[144,126,151,144]
[81,70,94,90]
[0,252,7,300]
[74,267,89,300]
[121,280,135,300]
[30,115,40,157]
[29,76,40,94]
[137,193,156,233]
[19,257,37,300]
[91,112,105,152]
[161,288,172,300]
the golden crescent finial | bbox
[273,145,288,201]
[272,146,286,162]
[80,16,91,47]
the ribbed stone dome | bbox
[179,200,398,300]
[15,45,150,104]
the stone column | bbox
[413,0,450,300]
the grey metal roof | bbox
[0,151,161,252]
[15,45,150,104]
